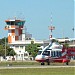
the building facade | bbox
[4,18,43,61]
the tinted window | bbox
[42,51,50,56]
[11,21,15,25]
[37,51,42,55]
[6,22,10,25]
[15,21,25,26]
[51,51,61,57]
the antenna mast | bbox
[48,12,55,39]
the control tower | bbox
[4,18,25,43]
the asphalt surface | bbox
[0,64,75,69]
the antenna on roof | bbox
[48,12,55,39]
[51,12,53,26]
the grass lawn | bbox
[0,67,75,75]
[0,61,74,66]
[0,61,40,66]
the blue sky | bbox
[0,0,74,40]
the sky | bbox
[0,0,74,40]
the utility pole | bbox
[72,27,75,45]
[5,37,6,60]
[72,27,75,59]
[72,27,74,38]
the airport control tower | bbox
[4,18,25,43]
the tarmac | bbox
[0,65,75,69]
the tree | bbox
[0,37,8,56]
[0,37,16,56]
[0,45,5,56]
[0,37,8,45]
[25,41,41,58]
[0,45,16,57]
[6,48,16,56]
[63,43,69,48]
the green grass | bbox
[0,61,75,75]
[0,61,40,66]
[0,61,75,66]
[0,67,75,75]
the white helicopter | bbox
[35,41,70,65]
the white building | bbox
[4,18,43,61]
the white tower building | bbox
[4,18,28,60]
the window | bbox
[15,21,25,26]
[42,51,50,56]
[11,21,15,25]
[18,54,20,56]
[13,36,14,38]
[20,46,23,49]
[6,22,10,25]
[24,53,28,56]
[19,51,21,53]
[37,51,42,55]
[59,51,62,57]
[51,51,61,57]
[15,46,19,49]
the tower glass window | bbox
[6,21,15,25]
[11,21,15,25]
[15,21,25,26]
[6,22,10,25]
[6,21,25,26]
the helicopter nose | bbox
[35,55,43,61]
[35,55,45,62]
[35,55,41,60]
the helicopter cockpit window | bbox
[42,51,50,56]
[37,51,42,55]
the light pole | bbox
[72,27,75,59]
[72,27,74,38]
[5,37,6,60]
[72,27,75,46]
